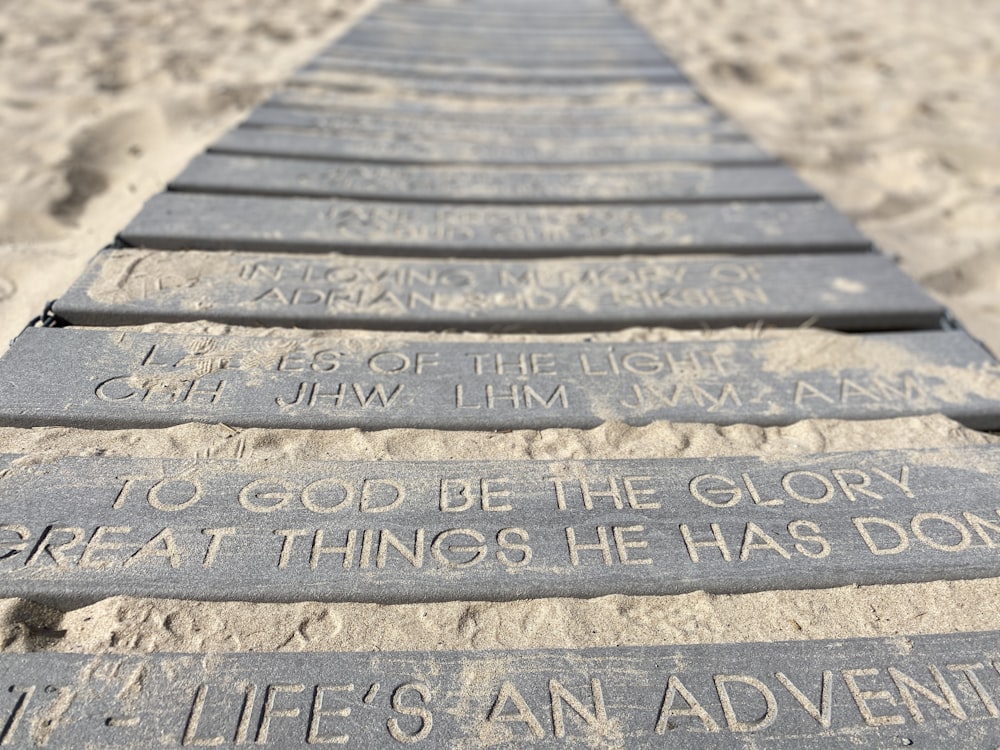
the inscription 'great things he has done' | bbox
[0,448,997,604]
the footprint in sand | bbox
[0,276,15,302]
[48,106,167,224]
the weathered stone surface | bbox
[281,79,703,108]
[265,90,721,123]
[0,632,994,746]
[242,105,741,138]
[119,194,867,255]
[328,41,671,65]
[209,127,766,165]
[307,56,682,82]
[374,1,626,17]
[242,106,746,140]
[316,45,670,68]
[0,328,997,430]
[372,7,629,23]
[351,16,643,36]
[290,68,688,96]
[171,156,810,203]
[336,31,665,52]
[55,249,942,332]
[1,447,999,605]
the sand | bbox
[622,0,1000,355]
[0,0,373,354]
[0,0,998,668]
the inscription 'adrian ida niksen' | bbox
[0,448,997,605]
[0,328,997,430]
[0,631,994,746]
[54,249,944,332]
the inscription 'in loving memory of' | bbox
[56,249,943,332]
[1,448,998,605]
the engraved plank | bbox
[349,11,643,29]
[362,12,639,24]
[373,7,630,20]
[353,24,643,37]
[335,32,667,48]
[0,328,997,430]
[209,128,770,165]
[327,42,671,65]
[284,76,701,105]
[119,194,869,255]
[308,55,683,82]
[317,45,671,67]
[337,29,664,50]
[334,37,664,58]
[0,633,993,746]
[265,90,722,123]
[54,249,943,332]
[244,104,741,137]
[373,8,629,21]
[1,447,999,604]
[375,2,627,17]
[170,156,811,203]
[290,68,688,95]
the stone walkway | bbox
[0,0,997,745]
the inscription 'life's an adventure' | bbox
[0,632,994,746]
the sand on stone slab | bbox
[0,414,997,657]
[0,0,998,678]
[0,414,994,464]
[25,321,999,412]
[0,579,998,655]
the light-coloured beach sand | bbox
[624,0,1000,353]
[0,0,997,666]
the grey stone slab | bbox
[307,56,683,82]
[317,45,670,68]
[265,90,722,123]
[328,41,671,65]
[333,37,662,58]
[375,6,629,21]
[349,19,645,37]
[337,29,663,51]
[1,447,999,606]
[244,104,740,138]
[170,156,811,203]
[338,41,665,64]
[370,13,633,26]
[209,128,769,165]
[280,85,703,115]
[0,634,994,746]
[119,194,869,256]
[375,8,627,22]
[376,1,625,16]
[54,248,943,332]
[291,67,688,94]
[285,74,698,104]
[0,328,997,430]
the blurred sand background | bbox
[0,0,998,664]
[0,0,996,354]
